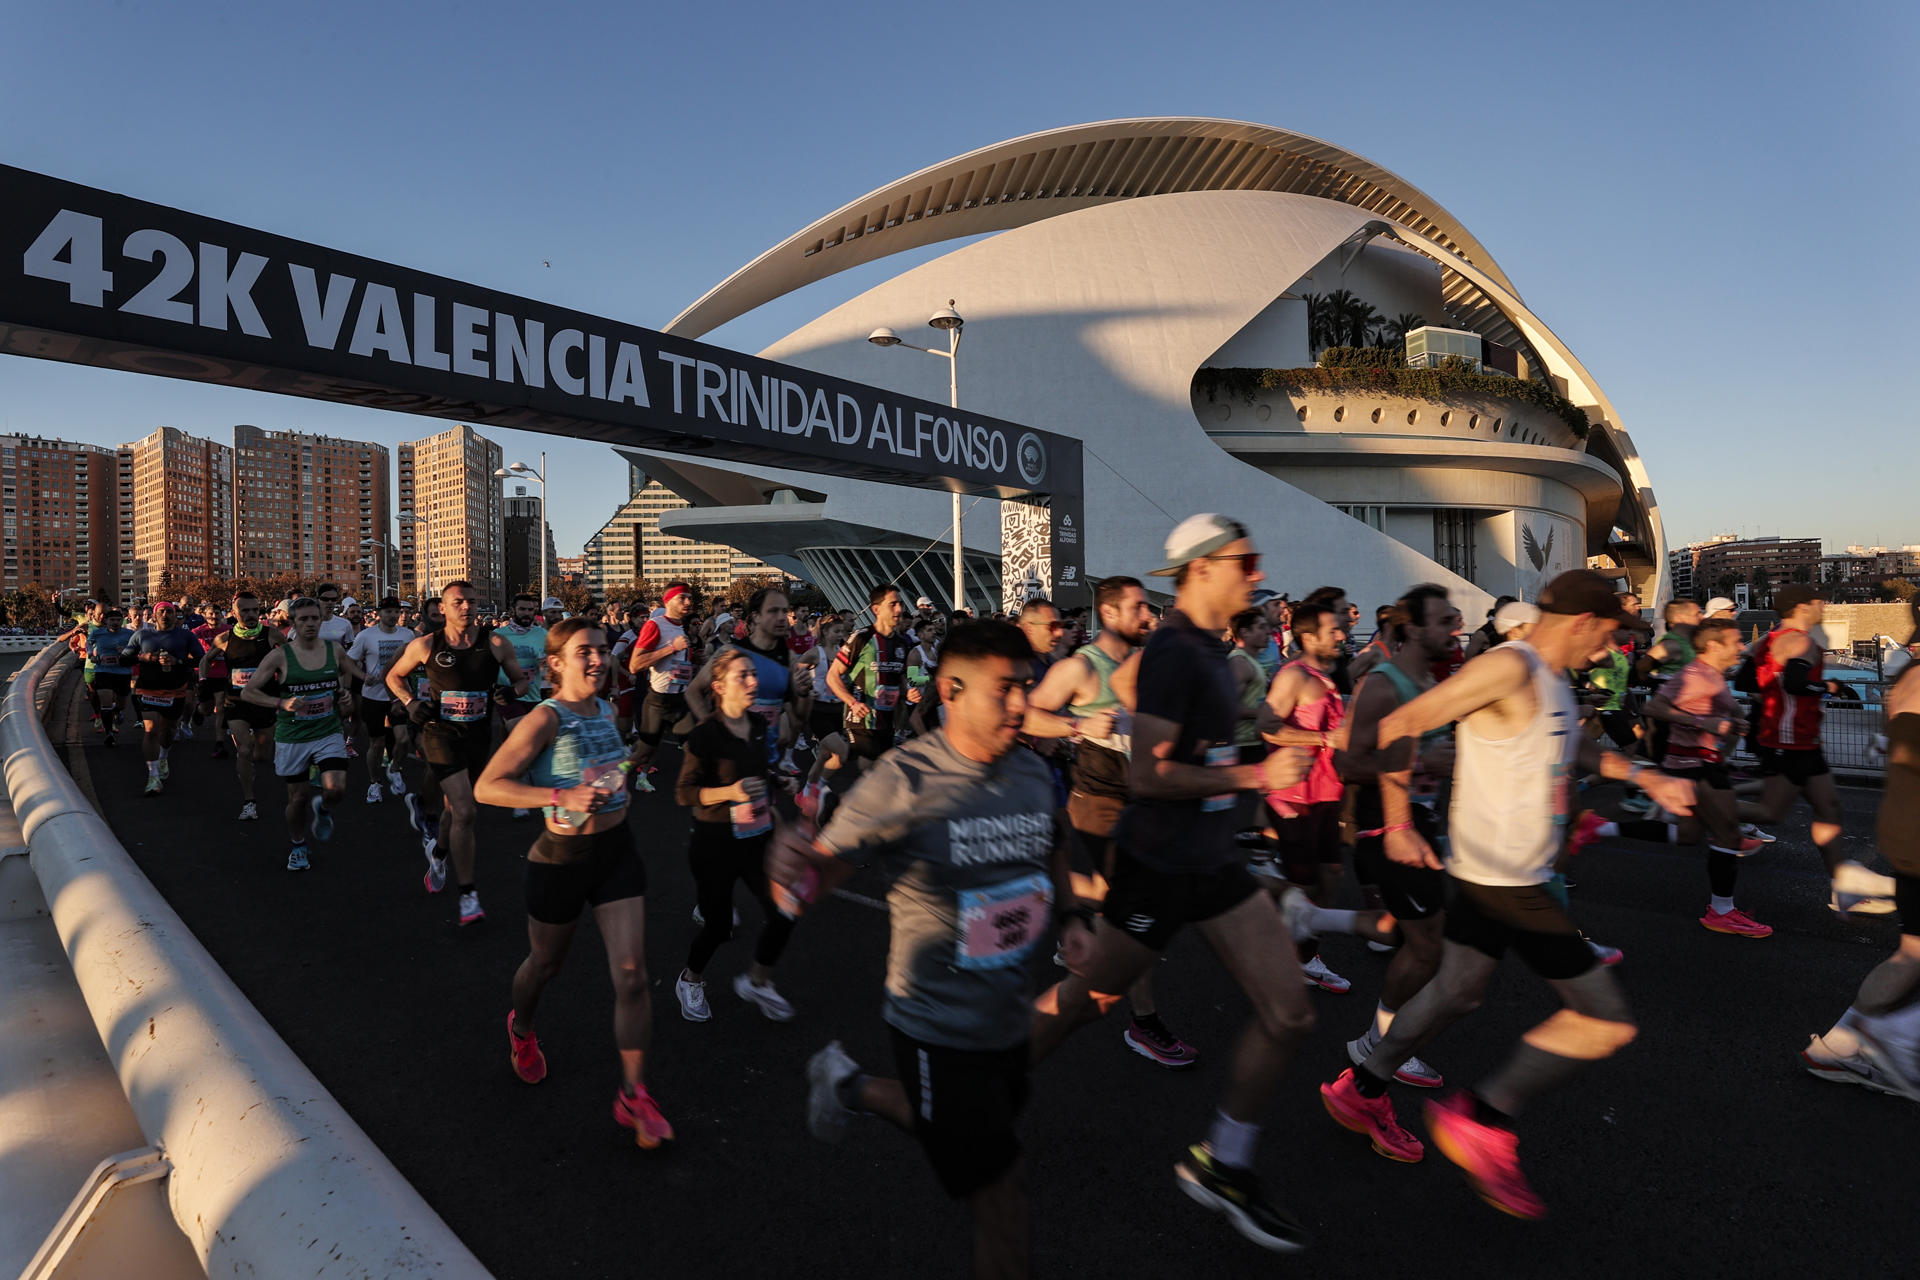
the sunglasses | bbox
[1205,552,1262,575]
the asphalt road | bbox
[48,672,1915,1278]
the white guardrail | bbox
[2,640,491,1278]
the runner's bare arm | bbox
[491,633,531,697]
[197,638,215,681]
[826,652,867,722]
[1574,735,1697,815]
[627,632,687,675]
[1334,673,1400,785]
[384,635,429,703]
[1022,655,1111,739]
[238,648,290,709]
[474,709,579,811]
[1129,712,1265,798]
[684,653,719,723]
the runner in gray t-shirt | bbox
[772,621,1076,1280]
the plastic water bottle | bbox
[555,760,634,829]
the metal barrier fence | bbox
[3,640,491,1278]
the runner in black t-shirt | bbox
[1027,514,1326,1254]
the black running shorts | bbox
[890,1026,1030,1200]
[1897,872,1920,940]
[134,690,186,721]
[1443,876,1596,980]
[1101,848,1262,952]
[422,722,493,782]
[226,700,275,733]
[359,696,395,735]
[846,726,892,763]
[1761,747,1828,787]
[1274,799,1344,885]
[525,825,647,925]
[90,672,130,695]
[1353,805,1447,922]
[197,676,226,701]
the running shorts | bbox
[1897,872,1920,939]
[422,722,494,782]
[889,1026,1030,1200]
[1761,747,1828,787]
[637,690,688,746]
[134,690,187,721]
[275,733,350,781]
[1354,805,1447,922]
[1274,799,1344,885]
[525,825,647,925]
[226,700,275,733]
[91,672,131,695]
[614,686,636,719]
[197,677,226,701]
[359,696,395,734]
[846,727,893,763]
[1101,848,1262,952]
[1443,876,1595,980]
[808,701,844,745]
[1598,709,1638,751]
[1664,762,1731,792]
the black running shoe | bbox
[1174,1143,1310,1253]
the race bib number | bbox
[1550,760,1571,826]
[1201,745,1238,812]
[139,693,174,710]
[730,795,771,839]
[753,701,783,760]
[665,657,693,691]
[229,667,256,689]
[440,690,488,723]
[873,683,900,712]
[955,873,1052,970]
[293,693,333,721]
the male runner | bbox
[313,583,356,647]
[71,599,108,730]
[239,597,360,871]
[626,582,697,791]
[387,580,531,925]
[1026,515,1322,1252]
[190,609,230,756]
[1349,604,1398,685]
[495,593,550,813]
[401,596,447,857]
[1748,584,1886,911]
[1336,584,1463,1092]
[203,592,281,820]
[780,621,1074,1280]
[347,597,416,803]
[1027,576,1197,1068]
[84,607,134,747]
[828,583,921,767]
[123,602,204,795]
[1319,570,1695,1218]
[1260,599,1353,993]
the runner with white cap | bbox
[1493,600,1540,643]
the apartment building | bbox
[233,424,390,596]
[117,427,233,602]
[397,424,504,603]
[0,435,118,596]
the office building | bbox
[504,484,559,600]
[117,427,233,603]
[583,478,776,600]
[0,435,118,597]
[1670,535,1824,604]
[396,425,504,603]
[232,425,390,597]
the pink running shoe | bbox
[1423,1092,1546,1220]
[1700,907,1773,938]
[1567,811,1608,858]
[614,1084,675,1149]
[506,1011,546,1084]
[1321,1069,1424,1162]
[1123,1015,1199,1068]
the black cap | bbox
[1538,569,1650,631]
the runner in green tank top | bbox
[239,596,364,871]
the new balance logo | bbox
[1125,913,1155,934]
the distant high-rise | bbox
[396,424,504,603]
[0,435,119,597]
[504,484,559,600]
[233,425,390,597]
[117,427,233,602]
[584,478,776,599]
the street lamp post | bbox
[494,452,548,606]
[870,301,965,612]
[358,538,388,600]
[397,511,431,599]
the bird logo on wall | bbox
[1523,523,1554,571]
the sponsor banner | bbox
[0,165,1081,503]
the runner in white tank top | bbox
[1318,571,1697,1222]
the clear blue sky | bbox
[3,0,1914,560]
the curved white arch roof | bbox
[665,117,1526,351]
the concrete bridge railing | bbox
[3,640,491,1278]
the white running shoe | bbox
[1276,887,1318,943]
[423,852,448,895]
[1367,939,1398,953]
[238,801,258,821]
[1857,1026,1920,1102]
[1740,823,1776,843]
[387,766,406,796]
[1345,1036,1443,1087]
[1301,955,1351,993]
[690,904,742,928]
[1802,1031,1906,1095]
[457,890,484,925]
[366,783,385,804]
[309,794,335,843]
[733,973,795,1022]
[676,973,712,1022]
[286,845,310,872]
[805,1040,861,1142]
[177,720,195,741]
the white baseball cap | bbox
[1494,601,1541,633]
[915,596,934,610]
[543,597,563,610]
[1704,596,1737,616]
[1149,513,1246,576]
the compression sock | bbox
[1708,849,1738,900]
[1709,894,1737,915]
[1207,1110,1261,1168]
[834,1072,871,1115]
[1353,1064,1392,1098]
[1305,906,1361,935]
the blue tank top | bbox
[527,697,630,823]
[733,639,790,765]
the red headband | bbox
[663,586,688,605]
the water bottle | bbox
[555,760,634,829]
[771,815,820,920]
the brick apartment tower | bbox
[396,424,504,604]
[233,424,391,599]
[116,427,233,603]
[0,435,119,599]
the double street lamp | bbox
[870,301,966,611]
[358,538,389,600]
[494,452,548,607]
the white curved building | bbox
[625,117,1664,617]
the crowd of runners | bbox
[57,514,1920,1277]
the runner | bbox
[495,593,551,815]
[399,595,447,864]
[625,583,698,793]
[685,585,801,772]
[69,599,106,731]
[802,615,850,754]
[1028,575,1198,1069]
[827,583,920,769]
[1026,515,1321,1252]
[471,617,672,1145]
[1319,569,1695,1219]
[203,592,282,820]
[674,646,797,1023]
[347,597,416,804]
[84,606,134,748]
[1337,584,1463,1093]
[776,621,1070,1279]
[123,601,204,795]
[1463,597,1519,661]
[386,581,533,925]
[1260,599,1354,994]
[190,608,230,757]
[237,597,360,871]
[1349,604,1398,685]
[1803,619,1920,1097]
